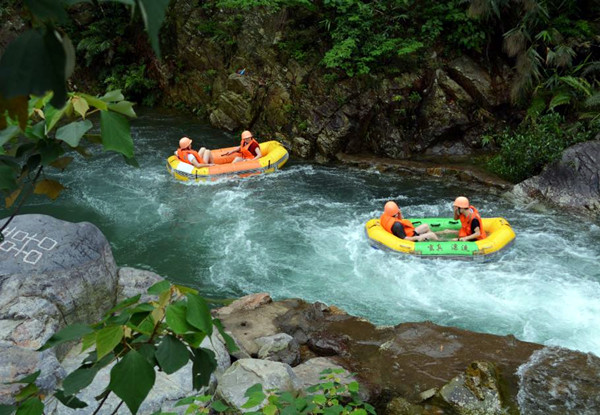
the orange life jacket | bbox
[239,138,260,159]
[177,148,202,165]
[380,214,415,238]
[458,205,487,240]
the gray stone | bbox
[438,361,505,415]
[117,266,163,303]
[256,333,300,366]
[0,214,118,404]
[517,346,600,415]
[511,140,600,217]
[216,359,302,412]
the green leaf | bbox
[49,156,73,170]
[191,348,217,389]
[14,397,43,415]
[241,383,266,409]
[0,125,20,147]
[105,294,141,316]
[10,371,40,385]
[15,384,38,402]
[155,335,190,374]
[96,325,124,360]
[55,120,93,147]
[108,101,136,118]
[0,165,17,191]
[72,95,89,118]
[137,343,157,366]
[137,0,170,58]
[548,92,572,110]
[39,323,93,350]
[147,280,171,295]
[186,294,212,335]
[165,302,193,335]
[100,111,134,158]
[54,390,87,409]
[213,319,239,353]
[210,401,229,412]
[77,93,108,111]
[44,104,66,134]
[100,90,124,103]
[108,350,156,415]
[182,332,206,348]
[62,367,98,396]
[323,405,344,415]
[0,29,67,107]
[0,404,17,415]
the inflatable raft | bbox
[365,217,515,261]
[166,140,289,182]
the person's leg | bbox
[415,231,439,241]
[203,149,214,164]
[232,156,244,163]
[415,224,431,234]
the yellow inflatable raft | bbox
[166,140,289,182]
[365,217,515,261]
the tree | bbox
[0,0,169,239]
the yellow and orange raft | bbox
[166,140,289,182]
[365,217,515,261]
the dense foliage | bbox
[484,113,598,182]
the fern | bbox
[548,91,572,110]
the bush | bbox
[487,113,595,182]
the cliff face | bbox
[157,2,514,163]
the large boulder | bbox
[216,359,302,412]
[511,140,600,217]
[0,214,118,403]
[517,346,600,415]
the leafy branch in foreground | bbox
[1,280,237,415]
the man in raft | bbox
[380,201,440,241]
[438,196,487,241]
[176,137,214,167]
[224,130,262,163]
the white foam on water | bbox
[11,117,600,357]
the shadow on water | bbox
[3,109,600,356]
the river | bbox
[3,110,600,356]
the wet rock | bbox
[517,346,600,415]
[292,136,313,158]
[438,361,505,415]
[385,397,425,415]
[511,140,600,217]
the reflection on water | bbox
[3,110,600,356]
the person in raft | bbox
[438,196,487,241]
[223,130,262,163]
[380,201,440,241]
[176,136,214,167]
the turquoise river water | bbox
[3,110,600,357]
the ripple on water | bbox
[6,116,600,357]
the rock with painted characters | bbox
[0,214,118,403]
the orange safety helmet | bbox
[241,130,253,140]
[179,136,192,149]
[384,201,400,216]
[453,196,469,208]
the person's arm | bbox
[224,145,241,156]
[391,222,406,239]
[453,206,460,220]
[457,227,480,241]
[252,146,262,159]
